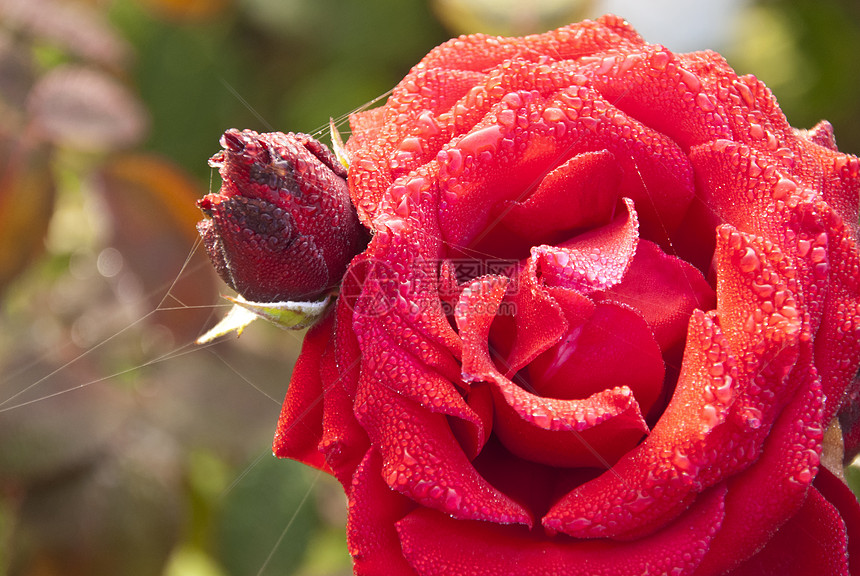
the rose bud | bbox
[197,129,367,303]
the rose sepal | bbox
[196,294,332,343]
[329,118,350,170]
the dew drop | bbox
[749,124,765,139]
[502,92,523,108]
[444,487,463,510]
[532,409,552,429]
[542,107,565,123]
[456,124,503,156]
[738,247,760,273]
[679,68,701,91]
[701,404,719,428]
[742,407,763,429]
[415,110,440,137]
[441,148,463,176]
[796,468,813,484]
[810,246,827,264]
[771,177,797,200]
[695,93,715,112]
[566,517,593,530]
[497,109,516,128]
[672,449,696,473]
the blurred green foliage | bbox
[109,0,449,179]
[729,0,860,155]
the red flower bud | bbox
[197,129,367,302]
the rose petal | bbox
[483,267,569,377]
[491,383,649,468]
[335,262,366,397]
[318,343,369,488]
[695,66,860,232]
[584,46,733,149]
[529,301,665,418]
[396,482,727,576]
[419,15,644,73]
[725,486,848,576]
[272,314,333,472]
[455,276,649,468]
[457,275,514,379]
[346,450,417,576]
[436,80,694,249]
[544,226,804,538]
[812,208,860,422]
[598,239,716,352]
[813,467,860,575]
[493,149,621,246]
[531,197,639,294]
[354,375,531,526]
[692,365,825,575]
[355,313,476,423]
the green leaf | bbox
[196,294,331,344]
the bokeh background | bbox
[1,0,859,574]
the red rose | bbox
[270,15,860,576]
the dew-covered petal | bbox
[436,82,693,249]
[812,208,860,423]
[482,264,570,377]
[491,383,649,468]
[418,15,644,73]
[582,45,733,149]
[531,197,639,294]
[346,449,418,576]
[457,275,516,380]
[691,365,825,575]
[544,227,803,538]
[354,225,463,373]
[396,482,726,576]
[355,313,476,424]
[598,239,716,352]
[353,374,531,526]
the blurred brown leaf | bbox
[138,0,230,22]
[0,130,55,294]
[28,65,149,152]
